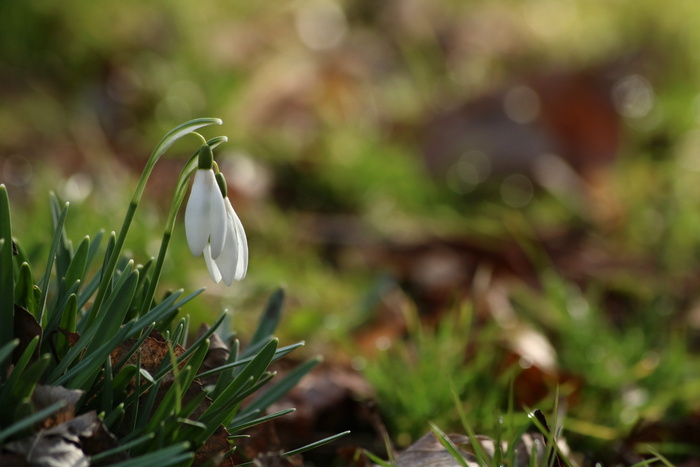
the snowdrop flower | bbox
[203,175,248,285]
[185,144,248,285]
[185,145,227,260]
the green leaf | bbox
[0,336,40,405]
[63,235,90,293]
[45,279,81,342]
[37,199,70,326]
[56,294,79,357]
[85,230,104,270]
[6,354,51,407]
[109,442,193,467]
[196,341,304,380]
[112,365,139,396]
[85,266,139,354]
[430,423,472,467]
[0,340,18,369]
[0,186,14,372]
[283,430,351,457]
[0,400,66,443]
[101,354,114,415]
[247,288,284,352]
[153,312,225,382]
[52,320,136,387]
[90,433,154,463]
[210,339,239,400]
[194,339,279,442]
[228,408,295,434]
[14,262,37,318]
[103,403,126,431]
[144,367,194,435]
[451,381,490,465]
[49,193,73,282]
[240,356,321,417]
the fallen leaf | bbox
[393,432,479,467]
[0,411,118,467]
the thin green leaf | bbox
[0,401,66,443]
[430,423,471,467]
[0,336,40,406]
[85,230,104,270]
[0,340,18,368]
[363,449,394,467]
[196,341,304,380]
[0,186,15,371]
[283,430,351,457]
[85,267,139,354]
[154,311,225,381]
[102,403,125,431]
[451,381,489,464]
[108,442,193,467]
[63,236,89,292]
[229,408,295,433]
[49,193,73,283]
[14,262,37,318]
[37,199,70,326]
[90,433,154,463]
[210,339,239,400]
[241,356,321,417]
[101,354,114,415]
[195,339,279,441]
[56,294,79,357]
[6,354,51,408]
[247,288,284,352]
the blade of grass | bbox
[0,401,66,443]
[283,430,351,457]
[228,408,295,433]
[239,356,321,417]
[0,186,15,375]
[430,422,472,467]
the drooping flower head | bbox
[185,144,248,285]
[185,144,227,259]
[204,172,248,285]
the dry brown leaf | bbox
[0,411,119,467]
[58,328,81,347]
[194,424,234,467]
[110,331,186,384]
[393,432,479,467]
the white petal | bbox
[203,244,222,283]
[208,180,227,260]
[215,207,239,286]
[229,200,248,281]
[185,170,214,256]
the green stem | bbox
[84,119,222,329]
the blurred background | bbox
[3,0,700,463]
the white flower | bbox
[203,196,248,285]
[184,169,227,259]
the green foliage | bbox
[0,120,340,465]
[364,304,507,447]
